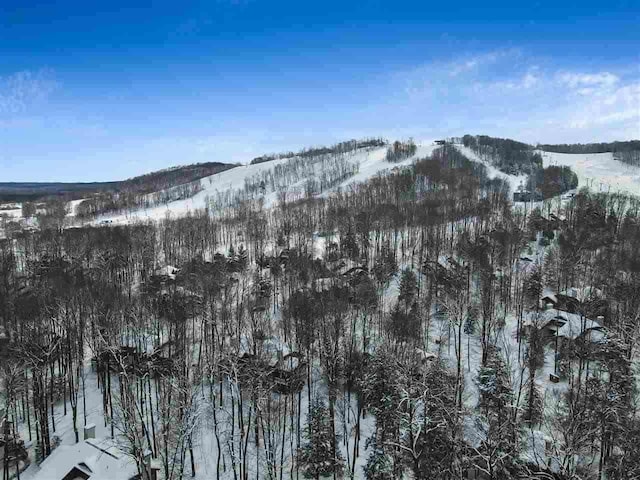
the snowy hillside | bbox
[453,144,528,193]
[86,143,439,225]
[540,150,640,196]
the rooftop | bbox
[28,438,137,480]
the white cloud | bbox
[558,72,619,89]
[521,72,538,89]
[390,51,638,143]
[0,70,56,115]
[566,81,640,130]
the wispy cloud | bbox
[557,72,619,89]
[0,69,56,115]
[565,81,640,130]
[391,51,638,143]
[448,49,520,76]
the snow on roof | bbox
[559,286,602,302]
[548,311,601,340]
[156,265,179,279]
[30,438,137,480]
[581,328,607,344]
[541,287,557,304]
[526,309,602,340]
[541,293,558,304]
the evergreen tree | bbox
[298,398,344,479]
[397,268,418,312]
[372,246,397,289]
[363,438,394,480]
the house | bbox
[560,286,603,303]
[513,190,543,202]
[30,431,140,480]
[513,190,532,203]
[553,292,581,313]
[575,326,607,345]
[535,309,603,345]
[541,315,568,337]
[556,314,602,340]
[542,286,606,315]
[539,289,558,310]
[434,139,446,145]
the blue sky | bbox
[0,0,638,181]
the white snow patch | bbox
[540,150,640,197]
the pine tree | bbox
[298,398,344,479]
[236,244,248,271]
[363,438,394,480]
[397,268,418,312]
[372,246,397,289]
[475,348,519,478]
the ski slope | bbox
[86,143,438,225]
[539,150,640,197]
[453,144,528,193]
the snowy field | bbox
[540,150,640,197]
[0,206,22,218]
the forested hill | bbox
[538,140,640,154]
[461,134,542,175]
[0,161,237,202]
[0,181,120,202]
[119,161,238,195]
[249,138,386,165]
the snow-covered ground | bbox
[0,206,22,218]
[85,143,438,225]
[453,144,528,193]
[454,145,640,199]
[7,144,640,229]
[540,150,640,197]
[84,155,292,224]
[328,143,437,191]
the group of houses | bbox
[526,286,608,373]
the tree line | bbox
[250,139,386,165]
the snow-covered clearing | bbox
[540,150,640,197]
[0,206,22,219]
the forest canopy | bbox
[462,134,543,175]
[527,165,579,199]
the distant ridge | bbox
[0,161,237,202]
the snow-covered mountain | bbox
[80,142,440,225]
[4,139,640,230]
